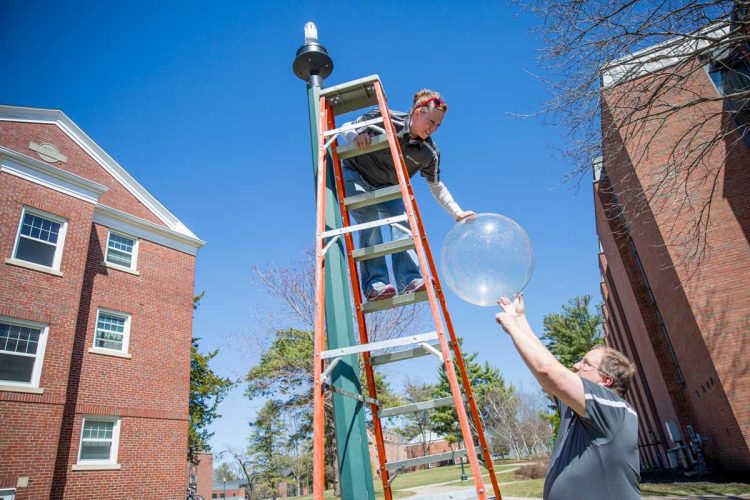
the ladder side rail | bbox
[409,188,502,499]
[312,98,331,500]
[328,113,394,500]
[372,81,488,500]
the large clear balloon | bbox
[440,213,534,307]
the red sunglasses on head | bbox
[415,96,447,111]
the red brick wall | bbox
[1,118,196,497]
[599,58,750,470]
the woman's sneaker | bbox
[401,278,426,295]
[366,283,397,302]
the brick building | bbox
[594,27,749,472]
[188,452,213,500]
[0,105,204,498]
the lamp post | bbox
[292,22,375,500]
[223,479,226,499]
[459,438,467,481]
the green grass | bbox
[640,481,750,496]
[296,461,520,499]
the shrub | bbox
[513,459,550,480]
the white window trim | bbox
[0,316,48,389]
[10,207,68,272]
[92,308,131,355]
[76,416,121,466]
[104,229,139,272]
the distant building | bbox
[188,452,213,500]
[0,105,204,498]
[211,480,247,499]
[595,25,749,472]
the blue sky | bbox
[1,1,602,463]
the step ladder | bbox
[312,75,502,500]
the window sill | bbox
[72,463,122,471]
[103,261,139,276]
[5,258,63,276]
[0,384,44,394]
[88,347,132,359]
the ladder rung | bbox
[369,342,443,366]
[337,134,389,160]
[352,238,415,262]
[320,214,408,239]
[379,396,455,418]
[323,116,384,138]
[321,332,438,360]
[344,185,403,210]
[320,75,380,116]
[386,449,468,472]
[361,290,428,314]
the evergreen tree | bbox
[431,342,514,444]
[189,293,233,464]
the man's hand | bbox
[457,210,476,222]
[496,295,523,334]
[354,132,372,149]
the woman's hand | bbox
[456,210,476,222]
[354,132,372,149]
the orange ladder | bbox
[312,75,502,500]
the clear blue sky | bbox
[1,1,602,463]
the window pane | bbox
[83,420,114,439]
[107,248,132,267]
[15,237,56,267]
[80,441,112,461]
[0,324,40,354]
[0,352,35,383]
[21,213,60,244]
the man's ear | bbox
[601,375,614,389]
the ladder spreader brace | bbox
[312,74,502,500]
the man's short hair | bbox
[596,346,636,397]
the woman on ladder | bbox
[342,89,475,301]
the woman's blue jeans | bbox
[343,165,422,294]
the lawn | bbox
[297,462,750,499]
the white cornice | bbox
[0,146,108,204]
[93,204,205,256]
[601,23,730,88]
[0,105,200,241]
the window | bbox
[707,44,750,147]
[12,208,67,270]
[78,417,120,464]
[93,309,131,353]
[0,318,48,387]
[105,231,138,270]
[0,489,15,500]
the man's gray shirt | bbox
[342,109,440,187]
[544,379,640,500]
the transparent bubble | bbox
[440,213,535,307]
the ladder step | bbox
[352,238,415,262]
[386,449,468,472]
[369,341,443,366]
[321,332,438,360]
[344,185,403,210]
[337,134,389,160]
[379,396,455,418]
[361,290,428,314]
[323,116,384,138]
[320,213,408,239]
[320,74,380,116]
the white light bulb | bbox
[304,22,318,43]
